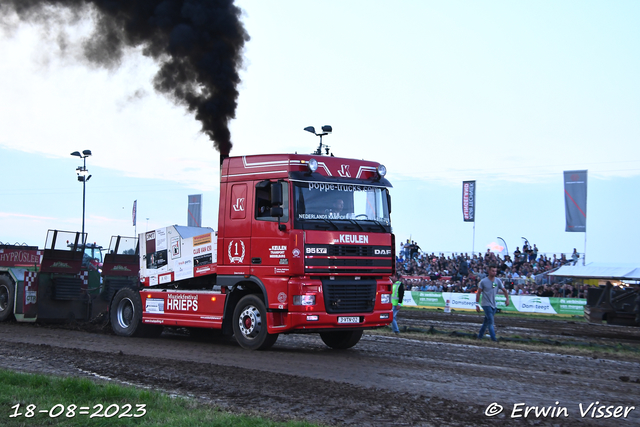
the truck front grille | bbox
[322,278,376,314]
[304,244,393,275]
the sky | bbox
[1,1,639,264]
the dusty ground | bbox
[0,309,639,426]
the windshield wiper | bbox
[348,219,365,231]
[319,218,340,230]
[361,219,388,232]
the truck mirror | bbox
[270,206,284,218]
[271,181,283,206]
[386,190,392,214]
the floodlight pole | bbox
[71,150,92,244]
[82,156,87,239]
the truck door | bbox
[222,183,252,274]
[251,180,290,309]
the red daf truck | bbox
[110,153,395,350]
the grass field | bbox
[1,369,319,427]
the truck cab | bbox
[217,154,394,342]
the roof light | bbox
[308,158,318,172]
[377,164,387,177]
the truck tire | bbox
[0,275,15,322]
[232,294,278,350]
[110,288,162,338]
[320,330,363,349]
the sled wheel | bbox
[0,275,15,322]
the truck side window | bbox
[255,181,288,222]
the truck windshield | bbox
[293,181,390,229]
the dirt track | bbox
[0,310,639,426]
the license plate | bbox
[338,316,360,324]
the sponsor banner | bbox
[194,264,214,277]
[552,298,587,314]
[156,228,167,251]
[409,292,445,307]
[175,259,193,281]
[462,180,476,222]
[448,292,479,310]
[0,248,42,267]
[145,298,165,314]
[512,296,555,313]
[193,233,212,246]
[563,170,587,232]
[405,292,586,315]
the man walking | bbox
[391,274,404,334]
[476,264,509,341]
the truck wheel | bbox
[110,288,162,338]
[320,330,363,349]
[232,294,278,350]
[0,275,15,322]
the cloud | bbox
[0,212,55,220]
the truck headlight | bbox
[381,294,391,304]
[293,295,316,305]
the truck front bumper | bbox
[267,309,393,334]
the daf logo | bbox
[306,247,328,254]
[374,249,391,255]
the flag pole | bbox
[472,221,476,257]
[132,200,137,239]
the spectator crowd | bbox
[396,239,588,298]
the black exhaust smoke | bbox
[1,0,248,155]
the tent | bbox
[548,263,640,281]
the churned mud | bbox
[0,310,638,426]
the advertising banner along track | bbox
[403,291,586,315]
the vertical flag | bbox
[188,194,202,227]
[564,170,587,232]
[462,181,476,222]
[132,200,137,227]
